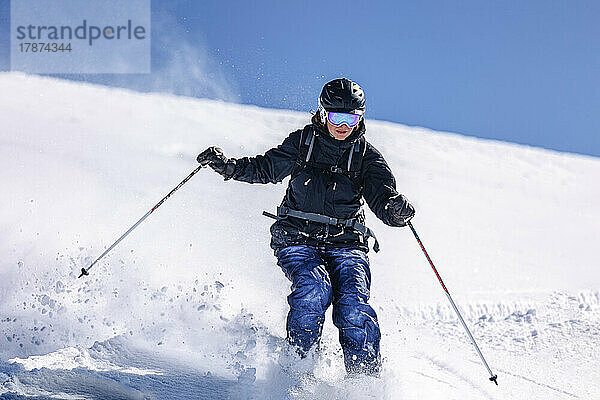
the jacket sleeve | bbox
[361,142,400,225]
[227,129,301,184]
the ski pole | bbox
[78,162,208,278]
[407,221,498,385]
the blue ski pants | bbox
[276,245,381,374]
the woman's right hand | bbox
[197,146,236,178]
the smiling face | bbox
[326,119,355,140]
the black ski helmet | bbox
[318,78,366,116]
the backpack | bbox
[265,125,380,252]
[292,125,366,182]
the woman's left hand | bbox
[384,194,415,227]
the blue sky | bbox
[1,0,599,157]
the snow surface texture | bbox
[1,73,599,399]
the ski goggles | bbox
[327,112,362,128]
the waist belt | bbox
[263,206,380,252]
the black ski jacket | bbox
[227,117,400,253]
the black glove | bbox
[384,194,415,227]
[197,146,236,178]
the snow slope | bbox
[1,73,599,399]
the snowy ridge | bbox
[394,290,600,322]
[1,73,599,399]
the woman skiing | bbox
[197,78,415,376]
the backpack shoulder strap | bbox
[297,126,314,160]
[292,125,314,177]
[346,135,366,177]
